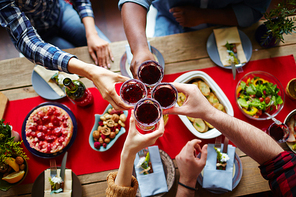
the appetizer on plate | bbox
[92,107,127,149]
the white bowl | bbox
[174,71,234,139]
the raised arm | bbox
[165,83,283,165]
[67,58,131,111]
[120,2,155,78]
[105,112,164,196]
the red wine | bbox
[136,103,159,124]
[122,84,144,104]
[268,124,289,142]
[139,65,161,85]
[154,87,176,107]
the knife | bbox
[60,152,68,181]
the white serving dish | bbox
[174,71,234,139]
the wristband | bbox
[178,181,197,191]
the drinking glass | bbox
[267,122,290,143]
[137,60,164,88]
[151,83,178,109]
[120,79,147,106]
[134,98,162,131]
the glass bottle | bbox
[63,78,94,107]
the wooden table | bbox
[0,19,295,196]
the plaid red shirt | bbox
[260,151,296,197]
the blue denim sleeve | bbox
[118,0,153,10]
[71,0,94,19]
[0,1,76,73]
[232,0,271,27]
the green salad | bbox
[236,76,283,118]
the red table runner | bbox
[3,55,296,184]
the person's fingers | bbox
[105,48,111,69]
[129,111,137,131]
[96,48,104,68]
[89,50,98,65]
[101,47,108,69]
[116,75,130,83]
[108,46,114,62]
[130,63,138,79]
[163,105,188,116]
[199,144,208,165]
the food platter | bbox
[89,104,128,152]
[197,153,243,194]
[133,149,175,197]
[31,167,82,197]
[174,71,234,139]
[120,46,165,78]
[206,29,252,69]
[21,102,77,159]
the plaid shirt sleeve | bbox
[0,1,76,73]
[259,151,296,197]
[71,0,94,19]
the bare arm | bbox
[67,58,131,111]
[165,83,283,165]
[121,3,155,78]
[115,113,164,186]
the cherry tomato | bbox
[259,97,264,102]
[265,97,270,104]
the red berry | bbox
[94,142,101,149]
[103,143,107,148]
[37,132,45,140]
[101,134,106,140]
[29,125,37,131]
[58,137,65,143]
[37,125,43,131]
[98,121,104,126]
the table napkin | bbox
[44,169,72,197]
[202,144,235,193]
[34,65,79,97]
[213,27,247,66]
[134,146,168,196]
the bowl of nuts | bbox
[89,104,128,152]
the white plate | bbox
[206,29,252,69]
[32,69,65,100]
[174,71,234,139]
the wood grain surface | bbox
[0,19,295,196]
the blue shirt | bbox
[0,0,94,73]
[119,0,271,36]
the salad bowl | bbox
[235,71,285,120]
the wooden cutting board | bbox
[0,92,8,119]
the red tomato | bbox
[265,97,271,104]
[259,97,264,102]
